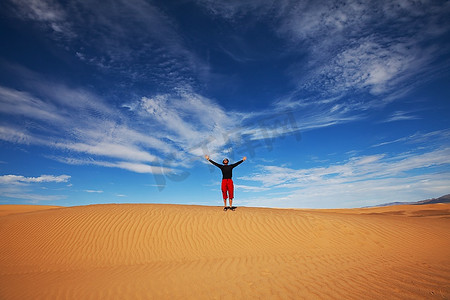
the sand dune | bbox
[0,205,62,217]
[1,203,449,299]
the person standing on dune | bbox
[205,155,247,211]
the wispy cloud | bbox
[1,70,297,177]
[0,69,182,175]
[0,174,70,185]
[239,147,450,208]
[241,173,450,209]
[0,86,66,123]
[127,88,241,158]
[48,155,174,175]
[197,0,450,117]
[304,38,435,96]
[242,148,450,188]
[380,111,421,123]
[279,6,449,117]
[371,129,450,148]
[1,72,281,176]
[0,125,33,144]
[235,184,269,192]
[0,174,70,203]
[8,0,74,37]
[6,0,208,87]
[2,68,439,184]
[0,192,67,202]
[84,190,103,193]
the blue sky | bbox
[0,0,449,208]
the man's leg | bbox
[228,179,234,208]
[221,180,229,209]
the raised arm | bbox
[230,156,247,168]
[205,155,222,168]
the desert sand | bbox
[1,203,449,299]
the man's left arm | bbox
[231,156,247,168]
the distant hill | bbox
[367,194,450,208]
[413,194,450,205]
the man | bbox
[205,155,247,211]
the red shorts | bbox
[221,179,234,200]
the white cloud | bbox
[0,86,65,123]
[235,184,269,192]
[288,1,449,102]
[0,174,70,203]
[9,0,73,36]
[0,76,445,198]
[2,74,293,177]
[7,0,208,86]
[0,192,67,202]
[13,0,64,21]
[239,147,450,208]
[196,0,286,19]
[245,148,450,188]
[132,89,240,158]
[130,90,349,163]
[0,174,71,185]
[105,161,172,175]
[84,190,103,193]
[59,141,158,163]
[50,157,173,175]
[198,0,450,112]
[311,38,438,96]
[381,111,420,123]
[241,173,450,209]
[0,125,33,144]
[0,123,170,172]
[0,78,181,175]
[371,129,450,148]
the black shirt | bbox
[208,159,244,179]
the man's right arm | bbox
[205,155,222,168]
[208,159,222,168]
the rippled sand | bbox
[1,203,449,299]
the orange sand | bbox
[0,203,449,299]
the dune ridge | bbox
[1,203,449,299]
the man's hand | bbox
[243,156,247,161]
[205,155,210,160]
